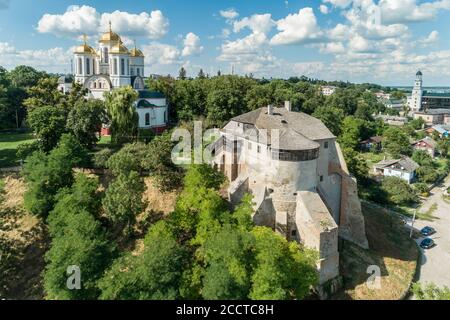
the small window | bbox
[320,175,324,182]
[324,141,329,149]
[257,145,261,153]
[145,113,150,126]
[291,230,297,237]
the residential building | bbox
[373,157,419,184]
[411,136,437,158]
[375,114,408,126]
[413,109,450,126]
[360,136,382,151]
[320,85,337,96]
[212,102,369,294]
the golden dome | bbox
[74,44,96,54]
[130,48,144,57]
[99,22,121,43]
[100,30,121,43]
[110,40,129,54]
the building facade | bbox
[73,25,168,132]
[374,157,419,184]
[212,102,369,292]
[413,109,450,126]
[412,137,437,158]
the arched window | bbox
[86,58,90,75]
[93,82,97,89]
[121,59,125,76]
[103,47,108,63]
[145,113,150,126]
[78,57,82,74]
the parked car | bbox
[421,226,436,236]
[420,238,435,249]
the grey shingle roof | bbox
[374,156,419,173]
[413,136,437,148]
[230,107,334,150]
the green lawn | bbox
[0,132,36,167]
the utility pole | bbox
[410,210,417,238]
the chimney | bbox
[267,104,273,115]
[285,101,292,112]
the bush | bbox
[93,148,115,169]
[381,176,417,205]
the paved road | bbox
[413,175,450,289]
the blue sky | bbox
[1,0,450,85]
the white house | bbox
[374,157,419,184]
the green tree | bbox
[99,221,186,300]
[339,116,366,150]
[66,99,106,148]
[44,210,114,300]
[383,127,413,158]
[22,134,89,217]
[412,150,433,166]
[23,77,63,111]
[198,69,206,79]
[106,142,148,176]
[104,86,139,144]
[381,176,417,205]
[201,224,254,300]
[8,65,45,88]
[342,148,369,181]
[312,106,345,136]
[143,132,183,191]
[179,67,187,80]
[102,171,146,233]
[27,106,67,151]
[249,226,318,300]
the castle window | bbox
[145,113,150,126]
[291,230,297,237]
[324,141,329,149]
[121,59,125,76]
[320,175,324,182]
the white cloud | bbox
[271,8,324,45]
[219,8,239,20]
[319,5,330,14]
[233,14,275,34]
[100,10,169,39]
[323,0,353,8]
[37,5,100,37]
[320,42,346,54]
[0,42,16,54]
[181,32,204,57]
[142,42,182,65]
[0,43,72,73]
[418,30,439,45]
[37,5,169,39]
[380,0,450,24]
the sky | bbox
[1,0,450,86]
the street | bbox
[413,175,450,289]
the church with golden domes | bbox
[73,23,168,133]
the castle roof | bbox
[416,70,422,76]
[229,106,335,150]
